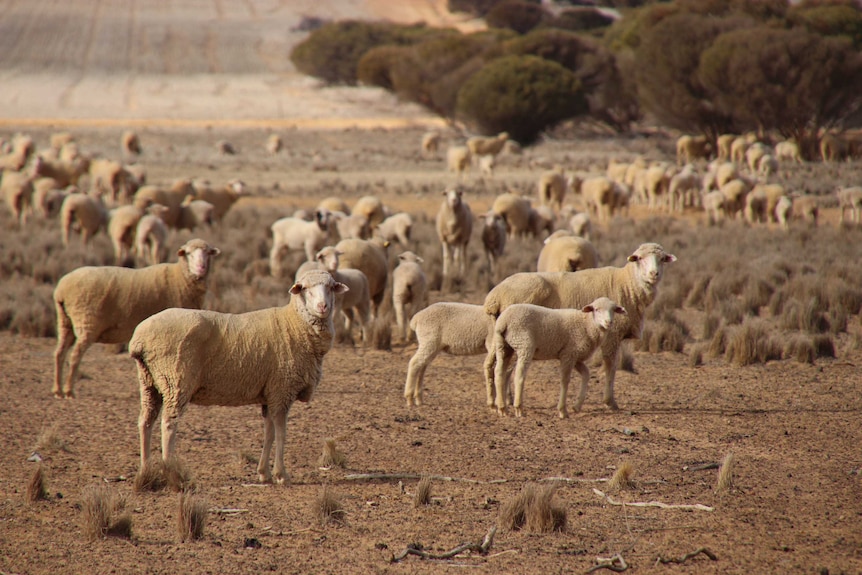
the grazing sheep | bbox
[330,211,371,240]
[130,269,347,484]
[479,154,495,178]
[31,155,90,188]
[436,187,472,287]
[352,195,386,229]
[270,209,333,276]
[492,192,532,239]
[60,192,108,246]
[642,164,672,211]
[791,194,819,226]
[466,132,509,158]
[479,209,506,281]
[50,131,75,153]
[314,247,371,343]
[702,190,726,225]
[568,211,592,240]
[177,197,215,231]
[528,205,555,238]
[404,303,495,407]
[537,168,568,213]
[820,133,848,162]
[32,179,70,218]
[266,133,283,155]
[536,234,599,273]
[745,143,771,173]
[135,204,170,266]
[421,131,441,155]
[193,179,246,221]
[317,196,351,215]
[375,212,413,248]
[838,186,862,223]
[107,204,146,264]
[606,159,629,185]
[719,177,754,220]
[716,133,736,161]
[446,145,471,177]
[334,237,390,318]
[668,164,700,212]
[123,163,147,193]
[579,175,617,222]
[1,170,33,226]
[757,154,778,177]
[775,140,802,163]
[775,195,793,230]
[122,130,142,156]
[0,143,32,171]
[134,179,195,229]
[216,140,236,155]
[676,134,711,165]
[731,133,758,164]
[492,297,626,418]
[714,161,739,189]
[484,242,677,411]
[53,239,220,398]
[89,159,128,205]
[392,251,428,343]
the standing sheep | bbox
[122,130,142,156]
[375,212,413,248]
[837,186,862,224]
[1,170,33,226]
[352,195,386,229]
[130,270,347,484]
[334,237,390,318]
[89,159,128,205]
[314,247,372,343]
[52,239,220,398]
[269,209,333,276]
[536,234,599,273]
[446,146,471,177]
[484,242,677,411]
[492,192,532,239]
[134,179,195,229]
[569,211,592,240]
[466,132,508,158]
[60,191,108,246]
[135,204,170,266]
[479,209,506,281]
[676,134,711,165]
[775,140,802,163]
[716,134,736,162]
[537,168,568,213]
[436,187,472,287]
[491,298,626,418]
[392,251,428,343]
[774,195,793,230]
[107,204,146,265]
[421,131,441,155]
[579,175,617,222]
[193,179,246,221]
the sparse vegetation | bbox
[177,492,208,542]
[318,438,347,469]
[80,484,132,541]
[499,483,566,533]
[414,477,432,507]
[315,486,346,526]
[607,461,635,492]
[27,465,49,503]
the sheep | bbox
[123,163,147,193]
[820,133,848,162]
[31,155,90,188]
[775,140,802,163]
[537,168,568,213]
[130,269,347,484]
[0,142,32,171]
[702,190,726,225]
[757,154,778,177]
[837,186,862,223]
[484,242,677,411]
[52,238,220,399]
[192,178,246,221]
[714,161,739,189]
[731,133,758,164]
[568,211,592,240]
[330,211,371,240]
[269,209,333,276]
[88,159,128,205]
[719,177,754,219]
[716,133,736,161]
[60,191,108,246]
[216,140,236,155]
[122,130,142,156]
[492,192,532,239]
[403,303,495,408]
[579,175,617,222]
[266,133,283,155]
[478,154,495,178]
[479,209,506,281]
[528,205,555,238]
[421,131,441,155]
[642,164,672,211]
[466,132,508,158]
[334,237,390,318]
[606,159,629,185]
[177,197,215,231]
[446,145,471,177]
[491,297,627,418]
[536,234,599,273]
[774,195,793,230]
[676,134,711,165]
[744,187,769,224]
[352,195,386,229]
[107,204,146,265]
[317,196,351,215]
[32,179,70,218]
[134,179,195,228]
[314,246,371,343]
[791,194,819,226]
[745,143,771,173]
[135,204,170,266]
[375,212,413,248]
[668,164,700,212]
[392,251,428,343]
[436,187,472,287]
[50,131,75,153]
[1,170,33,226]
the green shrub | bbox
[455,55,587,143]
[546,8,615,32]
[485,1,548,35]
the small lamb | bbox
[491,297,626,418]
[436,187,472,287]
[130,270,348,485]
[392,251,428,343]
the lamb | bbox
[479,209,506,281]
[313,246,371,343]
[569,211,592,240]
[775,140,802,163]
[436,187,472,287]
[536,234,599,273]
[403,303,495,408]
[317,196,351,215]
[837,186,862,223]
[88,159,128,204]
[192,178,246,221]
[60,191,108,245]
[421,131,441,155]
[269,209,333,276]
[352,195,386,229]
[466,132,509,158]
[491,297,626,418]
[266,133,283,155]
[392,251,428,343]
[130,269,347,484]
[330,211,371,240]
[334,237,390,318]
[375,212,413,248]
[676,134,711,165]
[134,179,195,228]
[177,196,215,231]
[484,242,677,411]
[1,170,33,226]
[107,204,147,264]
[537,168,568,213]
[122,130,142,156]
[135,204,170,265]
[492,192,532,238]
[52,238,220,398]
[446,145,471,177]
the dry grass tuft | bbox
[688,343,704,367]
[237,450,258,468]
[607,461,636,492]
[164,456,196,493]
[784,334,816,364]
[134,459,167,492]
[716,452,736,492]
[81,484,132,541]
[318,438,346,469]
[499,483,566,533]
[36,423,70,453]
[725,319,782,366]
[27,465,49,503]
[414,476,432,507]
[315,486,346,526]
[371,315,392,351]
[177,491,208,542]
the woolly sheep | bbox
[193,178,246,221]
[447,145,471,177]
[537,234,599,273]
[668,164,700,213]
[392,251,428,343]
[177,196,215,230]
[135,204,170,266]
[123,163,147,193]
[270,209,333,276]
[130,269,347,484]
[89,159,128,205]
[266,133,283,155]
[757,154,778,177]
[745,143,771,173]
[676,134,711,165]
[731,133,758,164]
[642,164,672,211]
[702,190,726,225]
[52,238,220,398]
[569,211,592,240]
[134,179,195,228]
[775,140,802,163]
[484,242,677,411]
[375,212,413,248]
[108,204,146,264]
[791,194,819,226]
[421,131,441,155]
[403,303,495,407]
[352,195,386,229]
[314,246,371,343]
[31,155,90,188]
[60,191,108,246]
[491,297,626,418]
[606,159,629,185]
[716,133,735,161]
[719,177,753,219]
[537,168,568,213]
[820,133,848,162]
[492,192,532,238]
[715,161,739,189]
[317,196,351,215]
[331,211,371,241]
[528,205,555,238]
[32,179,70,218]
[436,187,472,286]
[1,170,33,226]
[0,136,33,171]
[579,175,617,222]
[774,195,792,230]
[478,154,495,178]
[334,237,390,318]
[466,132,508,158]
[838,186,862,223]
[122,130,142,156]
[479,209,506,281]
[50,131,75,152]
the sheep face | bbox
[626,243,677,289]
[398,251,423,264]
[315,208,331,231]
[315,247,342,271]
[290,270,349,320]
[178,240,220,280]
[582,297,627,331]
[443,188,463,209]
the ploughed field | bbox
[1,124,861,574]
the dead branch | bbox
[540,476,608,483]
[390,525,497,563]
[345,473,506,484]
[656,547,718,565]
[209,508,248,515]
[686,462,720,472]
[586,553,628,573]
[592,489,714,512]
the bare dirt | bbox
[1,2,862,575]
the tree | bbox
[787,2,862,49]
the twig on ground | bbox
[209,508,248,515]
[593,489,714,512]
[390,525,497,563]
[345,473,507,484]
[586,553,628,573]
[686,462,720,472]
[656,547,717,565]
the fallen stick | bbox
[390,525,497,563]
[686,462,720,472]
[209,508,249,515]
[586,553,628,573]
[593,489,714,512]
[656,547,718,565]
[345,473,507,484]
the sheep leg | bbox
[160,406,181,462]
[572,362,590,414]
[483,347,497,408]
[441,243,452,288]
[512,350,533,418]
[271,408,289,485]
[394,298,407,343]
[63,335,93,398]
[601,346,621,411]
[493,339,511,416]
[269,244,283,277]
[52,308,74,398]
[138,384,163,469]
[557,359,574,419]
[405,346,437,407]
[258,405,274,483]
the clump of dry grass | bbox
[177,491,208,542]
[642,317,687,353]
[81,484,132,541]
[499,483,566,533]
[134,459,167,492]
[27,465,49,503]
[688,343,704,367]
[164,456,196,493]
[617,342,635,373]
[318,438,346,469]
[724,319,782,366]
[371,314,392,351]
[607,461,636,492]
[716,452,736,492]
[701,313,721,341]
[315,486,346,526]
[237,450,258,468]
[36,423,71,453]
[707,326,729,359]
[414,476,432,507]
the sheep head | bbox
[626,243,677,289]
[582,297,626,332]
[178,239,220,280]
[291,270,348,321]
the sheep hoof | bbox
[274,474,289,486]
[52,390,64,399]
[258,473,272,484]
[558,410,568,419]
[63,391,75,399]
[514,408,523,418]
[496,407,507,417]
[605,399,620,411]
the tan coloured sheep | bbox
[52,239,220,398]
[536,234,599,273]
[352,195,386,229]
[838,186,862,223]
[492,192,532,238]
[317,196,351,215]
[466,132,508,158]
[266,133,283,155]
[421,131,441,155]
[676,134,711,165]
[1,170,33,226]
[135,204,170,266]
[537,168,568,213]
[107,204,146,264]
[392,251,428,343]
[375,212,413,248]
[446,145,471,177]
[31,155,90,188]
[122,130,142,156]
[192,179,246,221]
[314,247,371,343]
[134,179,195,228]
[60,191,108,246]
[89,159,128,205]
[716,134,736,161]
[775,140,802,163]
[436,187,472,287]
[334,237,390,318]
[130,269,347,484]
[479,209,506,281]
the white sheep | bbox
[792,194,819,226]
[88,158,128,205]
[528,204,555,238]
[177,196,215,230]
[838,186,862,223]
[702,190,726,225]
[484,242,677,411]
[568,211,592,240]
[32,179,70,218]
[330,211,371,240]
[421,131,441,155]
[757,154,778,177]
[107,204,146,264]
[1,170,33,226]
[269,209,333,276]
[775,140,802,163]
[466,132,508,158]
[134,179,195,229]
[52,238,220,399]
[491,297,626,418]
[745,142,771,173]
[31,155,90,188]
[537,234,599,273]
[478,154,495,178]
[774,195,793,230]
[60,191,108,246]
[668,164,700,213]
[193,178,246,221]
[436,187,472,287]
[537,168,568,213]
[352,195,386,229]
[135,204,170,266]
[317,196,351,215]
[403,302,495,407]
[719,177,754,219]
[479,209,506,281]
[313,246,371,343]
[492,192,532,239]
[266,133,283,154]
[122,130,142,156]
[579,175,617,222]
[334,237,390,318]
[375,212,413,248]
[392,251,428,343]
[446,145,471,177]
[676,134,711,165]
[130,269,347,484]
[716,134,736,161]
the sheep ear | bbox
[581,304,595,313]
[333,282,349,294]
[289,282,302,295]
[662,253,677,263]
[627,254,639,262]
[417,256,424,263]
[615,305,627,315]
[177,247,186,257]
[336,250,344,256]
[208,247,221,257]
[383,241,391,248]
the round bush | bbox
[485,1,548,35]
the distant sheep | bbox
[568,211,592,240]
[838,186,862,223]
[676,134,711,165]
[1,170,33,226]
[107,205,146,264]
[466,132,508,158]
[421,131,441,155]
[193,179,246,221]
[134,179,195,229]
[266,134,283,154]
[537,168,568,213]
[479,209,506,281]
[269,209,333,276]
[89,159,128,205]
[352,195,386,229]
[135,204,170,266]
[492,192,532,239]
[376,212,413,248]
[121,130,142,156]
[436,187,472,286]
[334,237,390,318]
[317,196,351,215]
[821,133,848,162]
[315,246,371,343]
[60,192,108,246]
[536,234,599,273]
[447,146,471,177]
[775,140,802,163]
[177,197,215,231]
[392,251,428,342]
[216,140,236,155]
